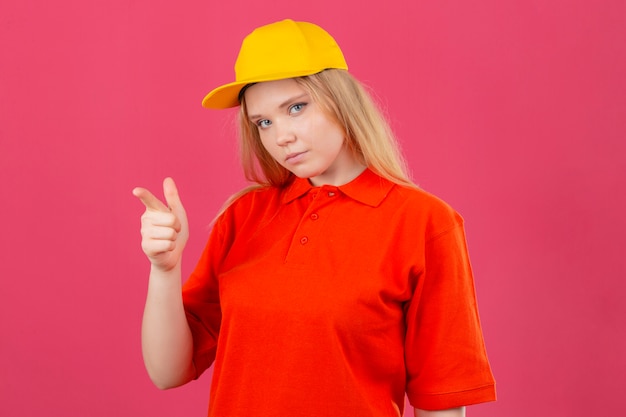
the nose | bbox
[274,121,296,146]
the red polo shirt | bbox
[182,169,495,416]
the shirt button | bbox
[310,213,319,220]
[328,191,336,197]
[300,236,309,245]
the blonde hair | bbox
[238,69,416,188]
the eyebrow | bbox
[248,93,310,121]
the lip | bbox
[285,151,307,164]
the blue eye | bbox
[289,103,307,114]
[257,119,272,129]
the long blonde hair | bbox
[238,69,416,189]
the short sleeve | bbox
[182,215,230,378]
[404,216,496,410]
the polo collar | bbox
[281,168,395,207]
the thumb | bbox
[163,177,183,211]
[163,178,188,233]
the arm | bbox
[415,407,465,417]
[134,178,195,389]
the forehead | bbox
[244,78,307,112]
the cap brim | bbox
[201,81,249,109]
[201,67,348,109]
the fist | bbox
[133,178,189,272]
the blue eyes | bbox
[289,103,306,114]
[255,103,307,129]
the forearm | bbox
[141,264,195,389]
[415,407,466,417]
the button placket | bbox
[285,187,339,263]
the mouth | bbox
[285,151,307,164]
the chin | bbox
[291,168,325,180]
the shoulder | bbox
[392,185,460,216]
[229,184,283,210]
[386,184,465,238]
[214,184,284,227]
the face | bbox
[244,78,365,186]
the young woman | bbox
[134,19,495,417]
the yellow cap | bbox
[202,19,348,109]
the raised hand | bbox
[133,178,189,272]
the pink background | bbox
[1,1,625,416]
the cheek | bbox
[321,127,346,154]
[257,132,273,151]
[311,114,344,147]
[258,133,282,160]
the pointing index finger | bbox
[132,187,169,212]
